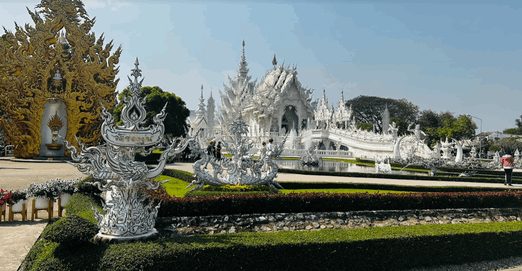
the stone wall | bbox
[159,208,522,235]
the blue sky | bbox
[1,0,521,132]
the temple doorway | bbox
[281,105,299,134]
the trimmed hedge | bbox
[154,190,522,217]
[42,215,98,245]
[23,221,522,271]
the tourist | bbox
[500,151,515,186]
[260,141,267,159]
[204,141,215,169]
[266,138,274,157]
[215,142,222,161]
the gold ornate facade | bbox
[0,0,121,158]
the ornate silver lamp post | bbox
[66,58,190,240]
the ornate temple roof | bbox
[246,63,314,119]
[333,91,353,123]
[314,90,332,122]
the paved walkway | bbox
[0,159,521,271]
[0,222,47,271]
[0,158,86,190]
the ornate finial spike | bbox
[200,85,204,99]
[272,54,278,67]
[341,90,344,102]
[242,40,245,48]
[130,57,142,88]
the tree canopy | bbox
[346,96,419,134]
[503,114,522,135]
[418,110,477,147]
[114,86,190,137]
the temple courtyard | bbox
[2,158,522,270]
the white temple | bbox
[190,41,435,160]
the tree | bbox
[503,114,522,135]
[417,110,441,147]
[346,96,419,134]
[114,86,190,137]
[417,110,477,147]
[488,137,522,154]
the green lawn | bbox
[173,221,522,244]
[156,175,191,197]
[157,175,410,197]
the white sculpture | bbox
[375,159,392,174]
[66,59,191,240]
[388,121,399,140]
[433,142,442,159]
[470,146,477,159]
[440,138,453,159]
[453,139,464,163]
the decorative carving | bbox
[190,115,286,190]
[66,59,191,240]
[46,111,64,150]
[0,0,121,158]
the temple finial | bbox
[238,40,249,78]
[272,54,278,67]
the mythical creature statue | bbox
[301,142,319,166]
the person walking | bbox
[500,152,515,186]
[214,142,222,161]
[204,141,215,169]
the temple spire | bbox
[341,90,345,102]
[238,40,249,78]
[196,84,206,118]
[272,54,278,68]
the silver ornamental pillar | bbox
[66,58,191,240]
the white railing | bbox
[281,149,352,158]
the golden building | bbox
[0,0,121,158]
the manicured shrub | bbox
[42,215,98,245]
[26,224,522,271]
[65,193,101,224]
[155,190,522,217]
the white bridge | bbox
[263,127,433,160]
